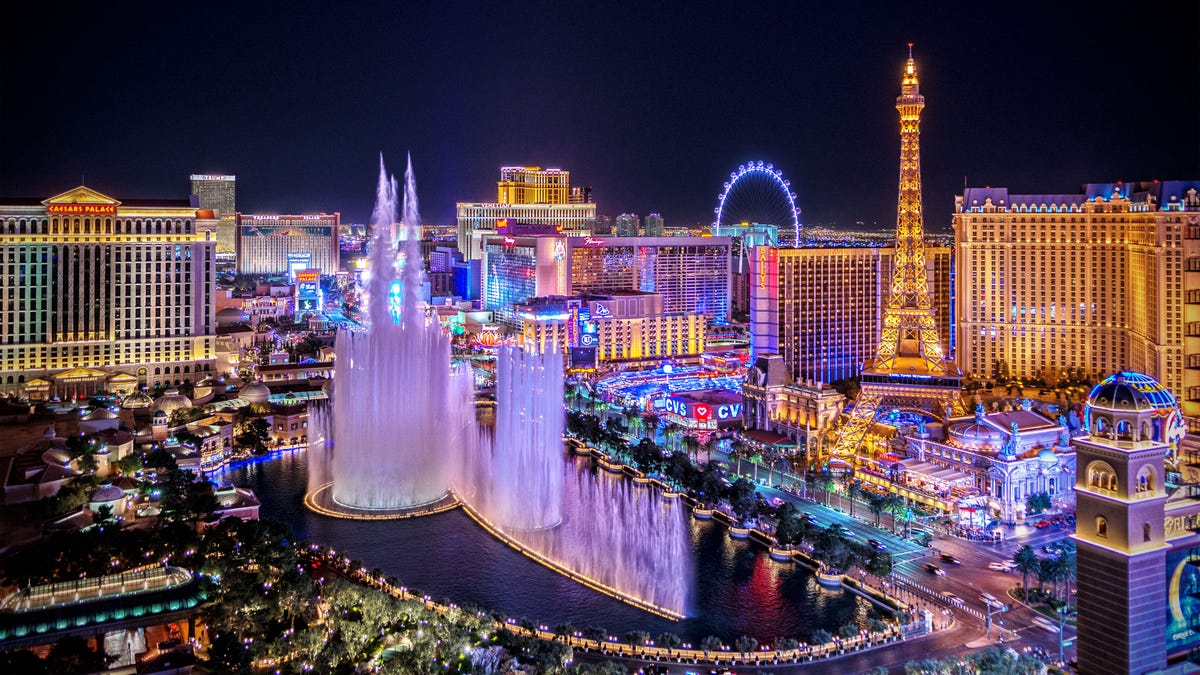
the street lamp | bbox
[1057,604,1077,665]
[982,595,1009,642]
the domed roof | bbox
[239,380,271,405]
[153,388,192,413]
[948,420,1004,445]
[947,404,1004,446]
[1037,448,1059,463]
[1087,371,1178,413]
[42,448,72,466]
[122,390,154,409]
[89,484,125,503]
[216,307,250,325]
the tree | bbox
[699,635,723,657]
[838,623,861,640]
[681,435,701,463]
[91,504,114,525]
[1026,492,1052,516]
[656,632,681,655]
[867,491,885,527]
[809,629,833,645]
[45,636,113,673]
[622,630,650,647]
[774,636,799,652]
[734,635,758,658]
[846,480,863,518]
[728,477,757,522]
[236,417,272,455]
[729,437,749,476]
[553,623,574,643]
[1013,545,1041,597]
[774,502,803,546]
[820,470,837,507]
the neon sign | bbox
[47,204,116,215]
[716,403,743,420]
[583,236,606,246]
[593,303,612,318]
[503,236,517,246]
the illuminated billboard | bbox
[1167,546,1200,657]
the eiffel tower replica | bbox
[830,45,964,461]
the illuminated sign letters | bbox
[716,404,744,421]
[583,236,606,247]
[664,398,688,417]
[47,204,116,215]
[593,303,612,318]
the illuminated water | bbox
[227,450,881,642]
[463,345,693,615]
[308,156,475,509]
[464,346,565,531]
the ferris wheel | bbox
[713,161,801,245]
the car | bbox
[924,563,945,576]
[867,538,887,551]
[1034,519,1051,529]
[770,497,784,507]
[940,553,961,565]
[802,512,820,525]
[980,592,1000,606]
[987,561,1013,572]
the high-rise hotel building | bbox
[953,181,1200,425]
[749,245,952,386]
[189,174,236,256]
[0,186,217,396]
[481,234,732,324]
[235,212,340,276]
[457,167,596,260]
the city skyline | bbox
[2,2,1196,231]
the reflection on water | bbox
[220,450,883,642]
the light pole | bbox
[1057,604,1077,665]
[982,596,1009,642]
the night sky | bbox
[2,2,1197,233]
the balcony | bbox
[1188,387,1200,403]
[1189,355,1200,370]
[1189,290,1200,305]
[1188,323,1200,338]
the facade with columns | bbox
[0,186,218,397]
[742,354,846,465]
[891,401,1076,524]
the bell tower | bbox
[1071,372,1172,675]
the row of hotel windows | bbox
[0,218,196,235]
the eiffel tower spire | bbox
[827,46,963,461]
[874,43,948,374]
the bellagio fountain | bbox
[306,155,692,618]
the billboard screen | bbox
[1167,546,1200,656]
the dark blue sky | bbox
[2,2,1197,232]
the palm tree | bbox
[641,412,660,440]
[846,480,863,518]
[656,632,681,656]
[734,635,758,659]
[820,470,836,507]
[699,635,723,658]
[681,435,701,463]
[810,628,833,646]
[803,471,819,502]
[729,437,748,477]
[1013,544,1041,598]
[867,491,885,528]
[882,493,905,533]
